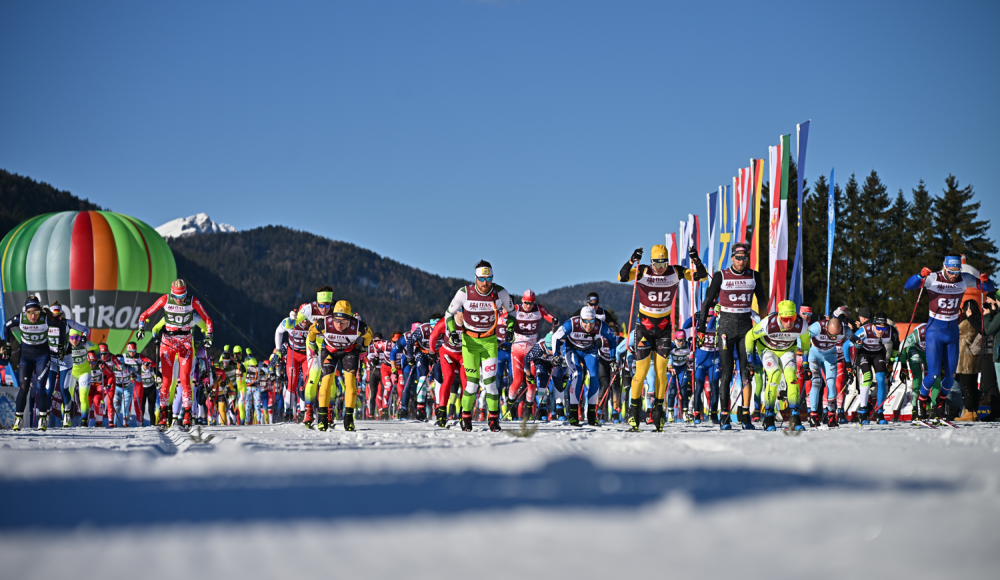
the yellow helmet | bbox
[651,244,668,263]
[333,300,353,318]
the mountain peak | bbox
[156,213,236,239]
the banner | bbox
[789,120,810,306]
[706,191,718,272]
[688,214,700,321]
[0,261,13,387]
[826,167,835,316]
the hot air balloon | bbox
[1,211,176,353]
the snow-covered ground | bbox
[2,419,998,578]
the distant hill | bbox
[536,280,634,331]
[167,226,470,354]
[0,169,104,239]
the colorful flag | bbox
[665,231,677,327]
[749,158,764,313]
[706,191,718,272]
[789,120,810,306]
[718,185,732,271]
[826,167,835,316]
[768,136,790,312]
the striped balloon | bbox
[1,211,176,353]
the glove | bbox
[630,248,643,263]
[280,343,288,357]
[695,317,705,333]
[499,342,511,352]
[270,353,280,367]
[136,327,145,340]
[448,330,461,344]
[802,368,812,382]
[406,355,416,366]
[55,344,65,359]
[920,267,932,278]
[204,333,213,348]
[981,272,990,283]
[688,246,702,266]
[610,361,618,375]
[747,365,755,378]
[847,368,856,383]
[551,317,559,326]
[1,344,10,360]
[552,355,564,367]
[900,368,910,382]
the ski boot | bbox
[611,409,621,424]
[62,406,72,428]
[762,410,777,432]
[651,401,665,432]
[826,409,839,428]
[587,408,598,426]
[626,403,642,432]
[808,411,822,428]
[751,409,761,423]
[182,409,192,429]
[415,404,426,422]
[12,415,22,432]
[710,412,719,425]
[789,412,805,432]
[567,404,580,426]
[857,407,870,425]
[460,411,473,432]
[739,407,756,430]
[37,413,48,431]
[877,411,889,425]
[396,406,409,420]
[524,402,535,421]
[555,403,566,421]
[932,397,948,423]
[692,411,702,425]
[719,412,732,430]
[317,407,329,431]
[158,406,169,428]
[435,406,448,428]
[343,408,355,432]
[488,411,501,432]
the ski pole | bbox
[870,281,926,419]
[627,259,639,355]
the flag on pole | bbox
[825,167,835,316]
[750,159,764,271]
[706,191,718,272]
[789,120,810,306]
[677,220,690,333]
[665,232,677,328]
[687,213,700,320]
[768,136,790,313]
[718,185,732,271]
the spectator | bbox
[956,300,984,421]
[982,290,1000,420]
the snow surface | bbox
[155,213,236,239]
[2,419,999,579]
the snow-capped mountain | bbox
[155,213,236,239]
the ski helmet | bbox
[580,306,597,322]
[522,290,536,303]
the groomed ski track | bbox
[2,420,999,578]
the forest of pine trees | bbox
[756,166,997,323]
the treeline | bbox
[752,164,997,323]
[0,169,104,239]
[167,226,470,350]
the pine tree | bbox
[910,180,937,271]
[883,189,913,321]
[853,171,892,312]
[836,174,863,313]
[802,174,831,313]
[932,175,998,274]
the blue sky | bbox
[2,0,997,294]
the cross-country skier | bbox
[551,306,618,426]
[806,316,850,427]
[2,296,66,431]
[745,300,808,432]
[307,300,373,432]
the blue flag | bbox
[825,167,835,316]
[789,121,809,306]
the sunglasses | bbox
[588,300,599,306]
[732,254,749,261]
[316,303,333,309]
[944,268,961,275]
[477,276,493,283]
[581,318,596,324]
[874,325,888,333]
[779,316,796,324]
[69,335,84,341]
[651,258,668,264]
